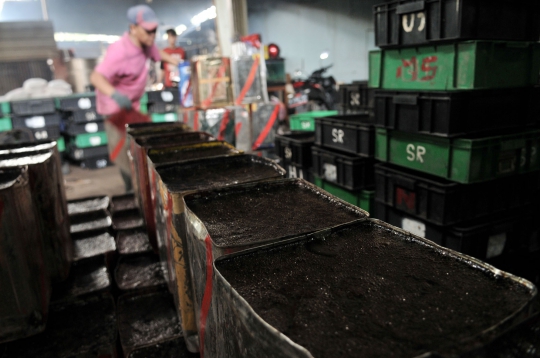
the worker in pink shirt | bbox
[91,4,179,191]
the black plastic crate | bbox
[11,113,62,129]
[275,132,315,168]
[374,0,540,48]
[146,89,179,104]
[10,125,61,141]
[57,95,96,111]
[312,145,374,191]
[147,102,178,114]
[69,109,104,124]
[339,81,374,114]
[75,155,111,170]
[67,144,109,161]
[315,114,375,157]
[374,202,531,261]
[64,120,105,136]
[375,163,540,226]
[374,87,540,137]
[10,98,56,115]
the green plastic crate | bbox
[289,110,338,131]
[56,137,66,152]
[0,117,12,132]
[0,102,10,116]
[369,41,540,91]
[70,132,108,149]
[375,128,540,184]
[151,112,178,123]
[313,175,374,213]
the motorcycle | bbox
[287,65,338,114]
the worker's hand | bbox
[111,91,132,110]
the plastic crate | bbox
[11,113,62,130]
[0,118,12,132]
[146,89,179,104]
[69,132,108,149]
[0,102,10,116]
[274,132,315,168]
[55,93,96,111]
[56,137,65,152]
[315,114,376,157]
[289,110,338,131]
[374,202,531,261]
[375,128,540,184]
[374,0,540,48]
[67,144,109,160]
[10,125,61,141]
[338,81,374,113]
[312,145,375,190]
[313,175,374,213]
[69,109,104,124]
[10,98,56,116]
[76,155,111,170]
[65,120,105,136]
[374,87,540,137]
[151,112,178,123]
[147,102,178,114]
[375,163,540,226]
[369,42,540,91]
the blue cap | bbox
[127,5,159,31]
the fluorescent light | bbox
[175,24,187,35]
[191,5,216,26]
[320,52,329,60]
[54,32,120,43]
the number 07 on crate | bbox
[369,41,540,91]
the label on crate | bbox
[349,92,361,107]
[395,187,416,212]
[34,130,49,140]
[406,144,426,163]
[74,149,83,160]
[287,165,305,179]
[301,120,312,130]
[332,128,345,144]
[486,233,507,259]
[164,113,177,122]
[25,116,45,128]
[89,136,102,146]
[323,163,337,182]
[85,123,99,133]
[161,91,174,102]
[78,98,92,110]
[402,217,426,238]
[85,111,97,121]
[284,147,293,160]
[96,159,109,168]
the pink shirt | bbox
[95,33,161,115]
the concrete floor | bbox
[63,164,126,201]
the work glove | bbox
[111,91,132,110]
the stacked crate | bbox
[370,0,540,263]
[142,89,181,123]
[9,97,62,143]
[58,93,110,169]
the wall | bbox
[248,0,379,83]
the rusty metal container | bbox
[153,154,285,351]
[0,167,50,343]
[0,140,72,282]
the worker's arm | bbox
[159,49,181,66]
[90,71,132,109]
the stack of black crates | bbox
[275,81,377,213]
[9,97,63,143]
[58,93,110,169]
[141,89,181,124]
[370,0,540,284]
